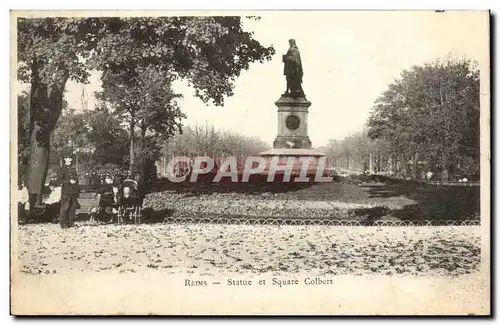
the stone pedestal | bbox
[259,94,328,178]
[272,95,312,149]
[259,148,326,177]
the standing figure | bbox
[56,153,80,228]
[283,39,304,96]
[45,180,62,223]
[17,180,30,223]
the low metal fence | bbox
[160,217,480,227]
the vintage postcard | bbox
[10,10,490,315]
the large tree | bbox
[17,16,274,203]
[96,66,185,173]
[368,58,480,180]
[17,18,99,204]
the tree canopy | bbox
[90,17,274,106]
[17,16,275,200]
[367,57,480,179]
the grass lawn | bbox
[111,175,480,224]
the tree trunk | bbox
[27,121,50,206]
[129,114,135,174]
[388,155,393,176]
[399,153,405,178]
[369,152,373,174]
[26,60,67,206]
[440,152,449,181]
[395,155,400,178]
[75,151,79,173]
[412,152,418,179]
[442,167,449,181]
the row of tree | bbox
[17,16,275,204]
[158,124,270,174]
[18,91,271,183]
[323,57,480,181]
[162,123,270,157]
[322,131,391,173]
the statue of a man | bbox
[283,39,304,96]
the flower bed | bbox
[143,191,381,220]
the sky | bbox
[16,11,489,147]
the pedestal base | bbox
[259,148,327,177]
[273,136,312,149]
[260,148,325,158]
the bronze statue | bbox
[283,39,304,96]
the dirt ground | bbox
[12,223,487,315]
[15,224,480,276]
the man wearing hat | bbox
[56,152,80,228]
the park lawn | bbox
[137,178,479,224]
[71,175,479,224]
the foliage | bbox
[97,67,185,139]
[94,16,275,175]
[50,108,89,163]
[85,105,129,167]
[17,16,274,194]
[17,18,98,85]
[367,57,480,179]
[90,16,275,106]
[43,102,132,171]
[131,139,161,184]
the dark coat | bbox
[57,165,80,196]
[283,45,303,79]
[99,192,120,208]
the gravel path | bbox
[15,224,481,277]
